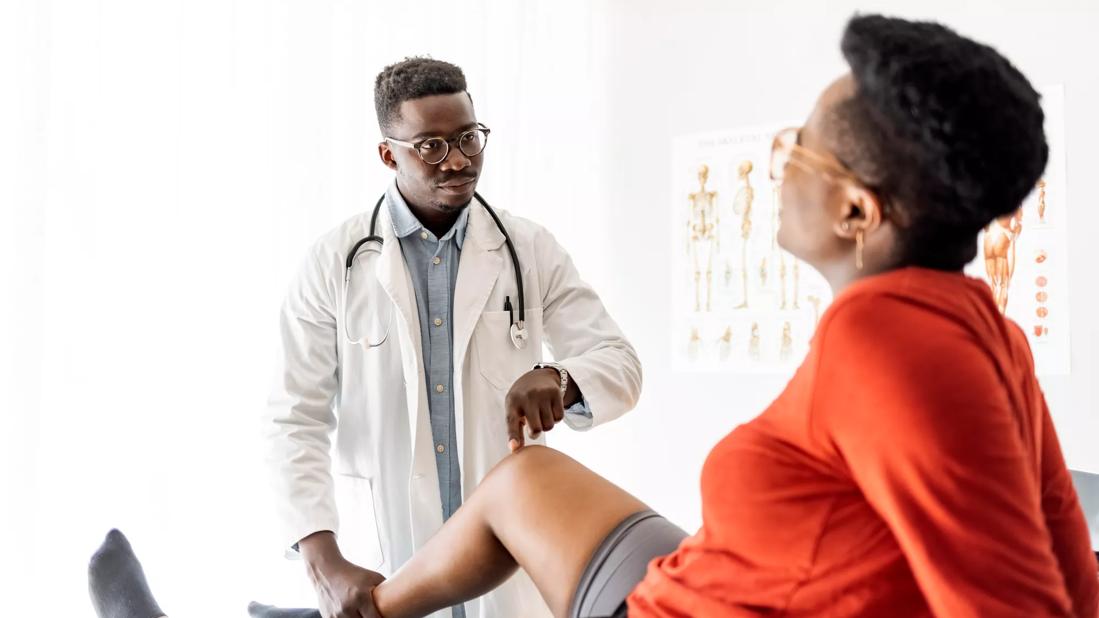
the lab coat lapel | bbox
[453,202,506,465]
[373,208,427,457]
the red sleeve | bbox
[812,295,1077,617]
[1031,371,1099,617]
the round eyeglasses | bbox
[385,125,491,165]
[769,126,861,185]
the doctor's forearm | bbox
[298,530,342,567]
[299,529,387,615]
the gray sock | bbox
[88,529,165,618]
[247,601,322,618]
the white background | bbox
[2,0,1097,615]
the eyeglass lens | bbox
[418,129,488,164]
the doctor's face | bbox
[379,92,485,214]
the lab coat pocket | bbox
[474,308,543,391]
[333,472,386,570]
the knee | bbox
[495,444,555,474]
[484,445,569,491]
[474,446,572,521]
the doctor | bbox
[265,57,642,618]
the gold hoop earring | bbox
[855,229,865,271]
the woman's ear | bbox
[832,184,884,238]
[378,142,398,170]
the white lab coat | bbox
[265,198,642,618]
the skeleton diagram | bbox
[748,322,761,361]
[780,258,800,310]
[983,208,1023,314]
[780,321,793,361]
[687,327,702,361]
[716,326,732,361]
[731,161,754,309]
[1037,179,1048,224]
[688,165,719,311]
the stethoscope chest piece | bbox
[510,321,528,350]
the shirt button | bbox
[432,256,442,265]
[434,318,443,327]
[436,443,445,454]
[435,384,445,393]
[420,231,428,240]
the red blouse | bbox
[628,268,1097,617]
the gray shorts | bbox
[569,510,688,618]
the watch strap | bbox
[533,362,568,399]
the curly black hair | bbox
[829,15,1047,270]
[374,57,469,132]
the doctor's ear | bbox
[378,142,398,170]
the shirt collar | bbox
[386,179,469,249]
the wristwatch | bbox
[533,362,569,400]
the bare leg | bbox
[373,446,648,618]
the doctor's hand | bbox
[504,368,569,452]
[299,531,385,618]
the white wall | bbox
[1,1,1096,615]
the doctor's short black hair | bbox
[374,57,469,132]
[829,14,1047,270]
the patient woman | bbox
[91,14,1098,618]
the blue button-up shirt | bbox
[385,182,595,525]
[387,182,468,524]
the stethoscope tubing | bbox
[342,191,526,347]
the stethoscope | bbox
[343,191,528,350]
